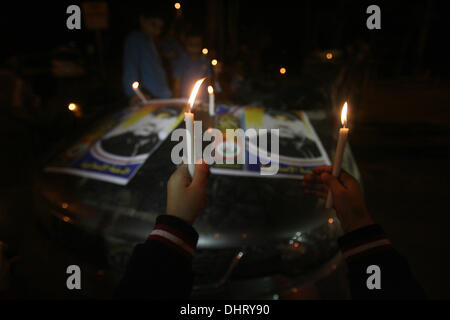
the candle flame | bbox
[208,85,214,94]
[202,48,208,55]
[132,81,139,89]
[341,102,348,127]
[188,78,206,112]
[68,103,77,111]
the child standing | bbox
[172,26,212,99]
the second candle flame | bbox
[188,78,206,112]
[341,102,348,128]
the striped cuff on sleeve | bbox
[338,224,392,261]
[147,215,199,258]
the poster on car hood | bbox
[44,101,185,185]
[210,105,331,179]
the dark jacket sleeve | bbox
[114,215,198,299]
[338,224,426,299]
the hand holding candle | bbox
[132,81,147,104]
[208,85,215,116]
[185,78,206,177]
[325,102,349,209]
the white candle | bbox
[208,85,215,116]
[185,78,206,177]
[325,102,349,209]
[132,81,147,104]
[184,112,195,177]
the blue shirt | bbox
[122,31,172,99]
[172,52,212,98]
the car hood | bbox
[34,113,361,250]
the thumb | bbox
[320,172,344,194]
[190,161,210,189]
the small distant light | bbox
[214,233,220,238]
[202,48,209,55]
[242,233,247,239]
[174,2,181,10]
[289,240,294,245]
[273,294,279,300]
[293,242,299,248]
[291,287,299,294]
[211,59,218,66]
[296,232,301,236]
[61,203,69,209]
[132,81,139,89]
[68,103,77,111]
[62,216,70,223]
[237,252,244,259]
[279,67,286,75]
[328,218,334,224]
[326,52,333,60]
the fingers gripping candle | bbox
[185,78,206,177]
[132,82,147,104]
[325,102,349,209]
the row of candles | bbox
[132,79,348,209]
[132,81,216,117]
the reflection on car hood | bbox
[34,114,361,249]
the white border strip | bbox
[210,167,307,180]
[342,239,391,259]
[44,167,129,185]
[150,229,195,256]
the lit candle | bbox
[208,85,215,116]
[185,78,206,177]
[132,81,147,104]
[325,102,349,209]
[68,102,82,118]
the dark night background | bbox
[0,0,449,299]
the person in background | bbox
[172,25,212,99]
[159,19,185,89]
[115,164,426,300]
[160,20,184,63]
[122,5,172,105]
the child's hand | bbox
[303,166,374,233]
[166,162,210,225]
